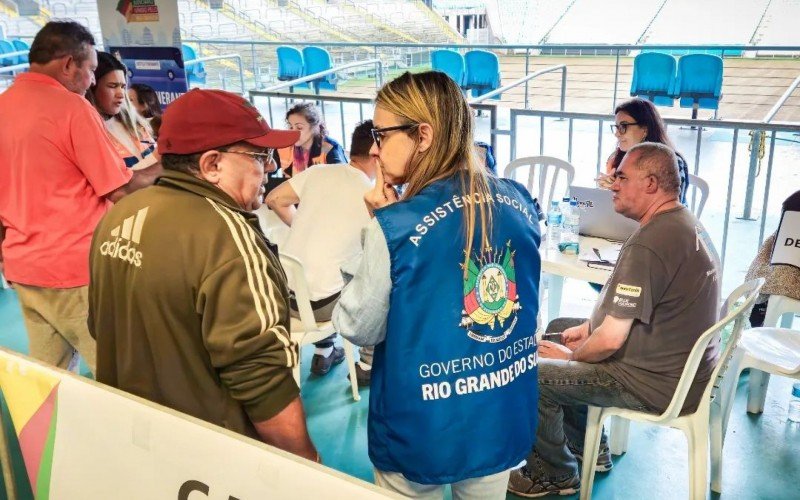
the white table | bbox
[541,236,619,323]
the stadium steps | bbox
[0,1,17,18]
[337,0,419,44]
[206,1,281,42]
[413,0,464,44]
[281,0,358,43]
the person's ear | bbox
[640,126,648,142]
[197,150,224,184]
[416,123,434,153]
[60,55,75,78]
[645,174,659,194]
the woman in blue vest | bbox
[333,71,542,498]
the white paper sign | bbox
[771,210,800,269]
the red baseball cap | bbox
[157,89,299,155]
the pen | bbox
[593,247,603,261]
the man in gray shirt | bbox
[508,142,721,497]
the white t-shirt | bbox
[283,164,373,301]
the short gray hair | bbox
[626,142,680,196]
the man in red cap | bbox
[88,89,318,460]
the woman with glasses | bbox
[277,102,347,177]
[601,97,689,203]
[333,71,542,498]
[86,52,159,175]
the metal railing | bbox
[469,64,567,111]
[505,107,800,275]
[739,74,800,220]
[0,63,29,74]
[259,58,385,93]
[185,53,245,93]
[184,39,800,106]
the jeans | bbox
[532,358,652,480]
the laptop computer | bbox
[569,186,640,242]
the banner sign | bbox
[0,349,396,499]
[771,210,800,270]
[97,0,188,107]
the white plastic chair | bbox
[503,156,575,210]
[687,173,709,219]
[580,278,764,500]
[711,295,800,489]
[279,253,361,402]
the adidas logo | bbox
[99,207,148,268]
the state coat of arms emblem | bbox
[459,240,521,342]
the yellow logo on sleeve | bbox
[615,284,642,297]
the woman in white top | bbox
[86,52,159,173]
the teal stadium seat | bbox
[302,46,337,94]
[0,39,20,66]
[11,38,29,63]
[630,52,676,107]
[181,43,207,86]
[464,50,501,99]
[674,54,723,119]
[430,49,465,87]
[276,46,309,90]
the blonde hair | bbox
[375,71,494,274]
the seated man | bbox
[88,89,318,461]
[508,142,721,497]
[266,121,376,381]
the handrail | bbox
[0,50,28,60]
[0,62,28,74]
[185,53,245,92]
[184,38,800,52]
[258,57,383,93]
[469,64,567,111]
[763,74,800,123]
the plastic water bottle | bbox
[559,196,571,218]
[561,199,580,255]
[789,382,800,423]
[546,200,562,254]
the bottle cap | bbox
[792,382,800,398]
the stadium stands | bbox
[545,0,663,46]
[483,0,572,45]
[752,0,800,55]
[642,0,768,48]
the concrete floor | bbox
[1,283,798,499]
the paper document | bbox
[578,244,622,264]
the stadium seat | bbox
[11,38,29,63]
[0,39,19,66]
[181,43,207,87]
[301,46,337,94]
[630,52,676,107]
[674,54,723,119]
[431,49,465,87]
[276,45,309,91]
[463,49,501,99]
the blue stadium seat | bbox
[463,50,501,99]
[11,38,29,64]
[674,54,723,119]
[431,49,465,87]
[630,52,676,107]
[302,46,337,94]
[181,43,207,86]
[0,39,20,66]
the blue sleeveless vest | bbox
[371,175,541,484]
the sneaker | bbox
[507,465,580,498]
[310,347,345,376]
[347,363,371,387]
[567,440,613,473]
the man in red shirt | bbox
[0,21,144,374]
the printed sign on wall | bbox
[97,0,188,107]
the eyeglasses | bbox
[610,122,639,134]
[223,148,275,167]
[370,123,419,149]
